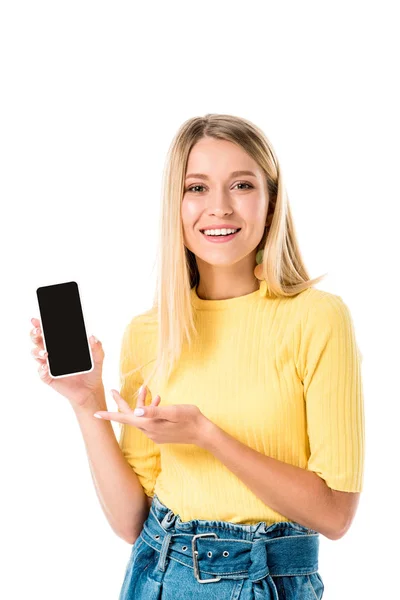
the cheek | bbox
[181,197,200,228]
[239,199,267,224]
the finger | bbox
[31,347,48,362]
[31,325,43,346]
[152,395,161,407]
[30,327,45,361]
[137,386,160,407]
[111,389,133,414]
[93,411,144,425]
[133,401,173,420]
[38,360,52,382]
[135,385,148,408]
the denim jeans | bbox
[119,493,324,599]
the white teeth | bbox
[202,228,239,236]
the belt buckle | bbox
[191,532,222,583]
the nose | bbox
[206,188,234,217]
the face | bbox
[182,137,269,270]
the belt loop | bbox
[156,532,172,572]
[161,510,175,528]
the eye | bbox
[235,182,253,190]
[185,182,254,193]
[186,184,206,193]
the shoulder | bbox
[121,306,158,351]
[120,307,158,368]
[294,288,361,366]
[294,287,353,325]
[133,306,158,326]
[294,287,362,375]
[126,306,158,332]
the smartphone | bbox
[36,281,94,379]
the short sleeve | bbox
[297,293,365,493]
[118,319,161,498]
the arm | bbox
[198,421,342,540]
[73,386,150,544]
[197,293,364,541]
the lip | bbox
[200,229,241,243]
[198,224,241,232]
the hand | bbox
[94,386,211,446]
[30,316,105,409]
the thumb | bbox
[89,335,104,362]
[133,395,161,417]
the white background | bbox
[1,1,398,598]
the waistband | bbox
[141,493,320,584]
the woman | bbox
[31,114,364,599]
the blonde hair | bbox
[125,113,327,401]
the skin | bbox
[181,136,269,300]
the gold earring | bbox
[254,249,264,280]
[254,248,271,298]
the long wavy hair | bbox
[123,113,327,400]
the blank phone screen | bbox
[36,281,93,378]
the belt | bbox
[141,508,320,585]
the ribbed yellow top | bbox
[118,284,365,525]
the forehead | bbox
[185,138,262,178]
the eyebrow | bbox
[185,170,257,180]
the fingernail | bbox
[90,335,98,344]
[133,408,144,416]
[94,413,103,419]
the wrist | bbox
[72,385,107,417]
[198,417,219,450]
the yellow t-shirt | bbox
[118,284,365,525]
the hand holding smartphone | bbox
[32,281,105,409]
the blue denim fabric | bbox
[119,493,324,599]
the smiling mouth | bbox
[199,228,242,236]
